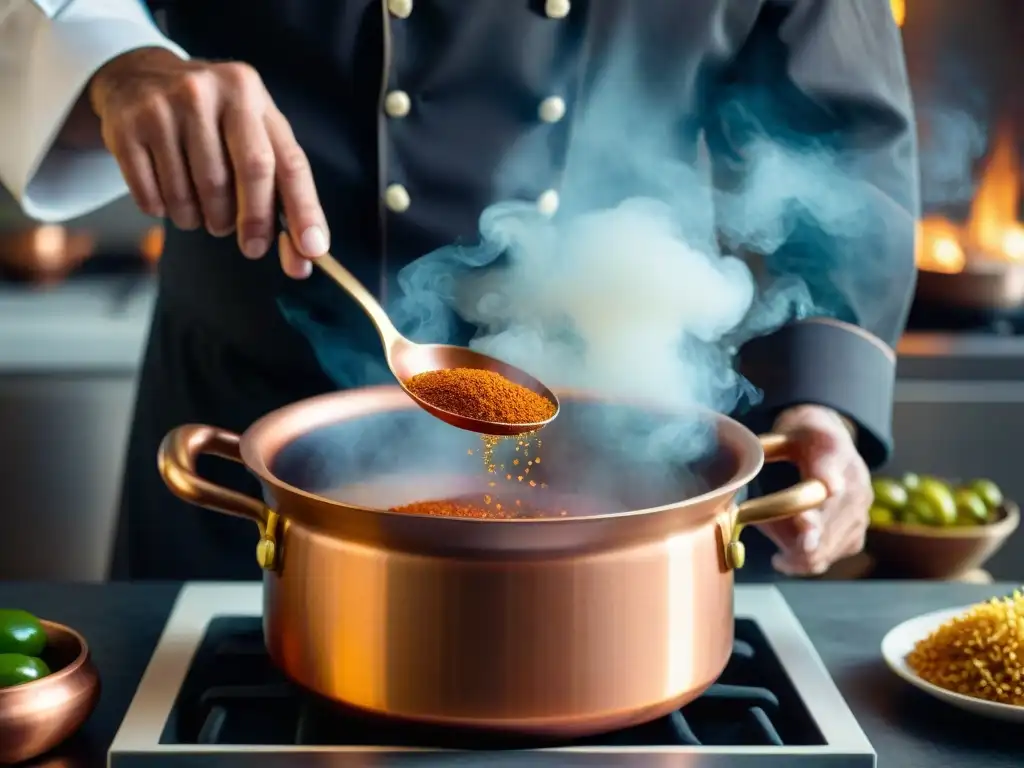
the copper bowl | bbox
[866,501,1020,579]
[0,621,101,765]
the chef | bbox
[0,0,918,581]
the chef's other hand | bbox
[88,47,328,279]
[756,405,872,576]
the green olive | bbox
[899,493,934,525]
[872,478,909,511]
[869,504,895,526]
[966,479,1004,511]
[912,478,958,526]
[904,489,956,527]
[0,654,50,688]
[902,472,921,492]
[953,489,989,526]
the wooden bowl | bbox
[866,501,1020,579]
[0,620,101,764]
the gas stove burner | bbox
[109,584,875,766]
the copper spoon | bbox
[279,219,558,435]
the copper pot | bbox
[158,387,828,738]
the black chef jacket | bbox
[110,0,919,581]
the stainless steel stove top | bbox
[108,583,874,767]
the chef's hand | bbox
[756,405,872,576]
[87,47,328,278]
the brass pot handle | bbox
[724,431,830,570]
[158,424,281,570]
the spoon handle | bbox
[277,213,402,348]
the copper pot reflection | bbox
[0,621,101,764]
[0,226,94,284]
[158,388,827,738]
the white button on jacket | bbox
[385,183,411,213]
[0,0,188,222]
[537,189,560,216]
[538,96,566,124]
[545,0,571,20]
[384,90,412,118]
[388,0,413,20]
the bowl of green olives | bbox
[0,609,100,763]
[866,474,1020,579]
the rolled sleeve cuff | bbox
[5,10,187,222]
[737,318,897,468]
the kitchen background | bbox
[0,0,1021,582]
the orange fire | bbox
[890,0,906,28]
[916,122,1024,274]
[140,225,165,264]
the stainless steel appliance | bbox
[108,583,874,767]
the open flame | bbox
[917,121,1024,274]
[890,0,906,28]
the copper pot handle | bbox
[158,424,281,570]
[724,431,830,570]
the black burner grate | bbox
[160,618,824,749]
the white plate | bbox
[881,604,1024,722]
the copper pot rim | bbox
[236,386,766,524]
[0,619,90,695]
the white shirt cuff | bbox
[3,9,187,222]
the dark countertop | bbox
[0,581,1020,768]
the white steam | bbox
[446,198,756,411]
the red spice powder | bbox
[404,368,556,424]
[389,500,515,519]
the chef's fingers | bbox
[785,484,870,575]
[108,134,164,219]
[758,509,821,553]
[266,109,329,260]
[277,231,312,279]
[817,496,870,569]
[222,103,276,260]
[180,85,235,237]
[135,99,201,231]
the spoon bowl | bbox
[312,250,559,436]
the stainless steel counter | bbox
[898,332,1024,381]
[0,275,155,581]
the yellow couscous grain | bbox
[906,590,1024,706]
